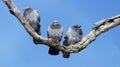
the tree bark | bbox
[3,0,120,55]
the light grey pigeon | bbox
[23,8,40,44]
[47,20,63,55]
[63,25,83,58]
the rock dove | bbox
[63,25,83,58]
[47,20,63,55]
[23,8,40,44]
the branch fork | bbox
[3,0,120,57]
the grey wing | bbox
[76,28,83,41]
[36,21,40,35]
[63,35,69,46]
[47,26,53,38]
[47,29,50,38]
[78,28,83,35]
[36,10,40,22]
[34,10,40,35]
[35,10,40,27]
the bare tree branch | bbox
[3,0,120,55]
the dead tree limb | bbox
[3,0,120,54]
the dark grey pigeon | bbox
[23,8,40,44]
[63,25,83,58]
[47,20,63,55]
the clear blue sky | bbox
[0,0,120,67]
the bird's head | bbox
[52,20,60,26]
[50,20,61,29]
[23,7,33,12]
[73,25,81,29]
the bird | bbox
[63,25,83,58]
[23,7,40,44]
[47,20,63,55]
[92,18,110,30]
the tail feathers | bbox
[33,38,39,44]
[63,52,70,58]
[49,47,59,55]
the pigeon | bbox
[23,8,40,44]
[47,20,63,55]
[63,25,83,58]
